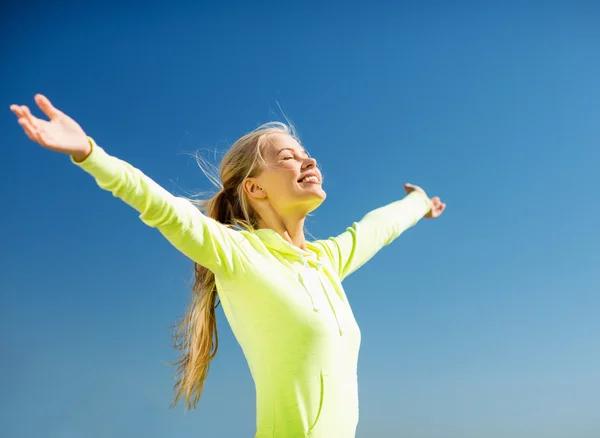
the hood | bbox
[252,228,346,336]
[253,228,325,264]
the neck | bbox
[257,210,308,250]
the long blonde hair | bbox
[171,122,298,409]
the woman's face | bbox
[245,133,326,216]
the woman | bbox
[10,94,446,438]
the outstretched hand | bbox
[404,183,446,219]
[10,94,91,162]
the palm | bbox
[10,94,89,157]
[404,183,446,219]
[35,116,85,151]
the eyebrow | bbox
[278,147,310,158]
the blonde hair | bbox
[171,121,299,409]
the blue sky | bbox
[2,1,599,437]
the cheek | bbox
[261,169,299,196]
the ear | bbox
[243,177,267,200]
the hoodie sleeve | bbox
[316,191,431,281]
[71,137,248,277]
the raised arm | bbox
[10,94,247,277]
[316,186,445,281]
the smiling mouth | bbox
[298,175,320,184]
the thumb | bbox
[35,94,62,120]
[404,183,416,194]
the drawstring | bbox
[253,228,346,335]
[298,257,320,312]
[300,256,345,336]
[317,262,344,336]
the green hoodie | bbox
[74,138,431,438]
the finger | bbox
[10,104,26,118]
[21,105,40,130]
[18,118,41,142]
[35,94,62,120]
[431,196,440,204]
[20,108,54,146]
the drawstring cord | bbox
[300,256,344,336]
[298,262,320,312]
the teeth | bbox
[300,176,319,183]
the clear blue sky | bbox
[2,1,599,437]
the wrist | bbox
[71,138,93,163]
[408,190,432,211]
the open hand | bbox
[404,183,446,219]
[10,94,91,162]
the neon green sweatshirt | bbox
[73,138,431,438]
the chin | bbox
[290,184,326,212]
[305,184,326,199]
[315,186,327,199]
[306,189,326,212]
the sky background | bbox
[1,1,599,437]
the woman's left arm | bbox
[315,184,445,281]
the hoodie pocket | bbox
[306,372,325,437]
[307,372,360,437]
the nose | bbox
[302,156,317,169]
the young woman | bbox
[10,94,446,438]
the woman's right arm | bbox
[73,138,246,275]
[10,94,246,277]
